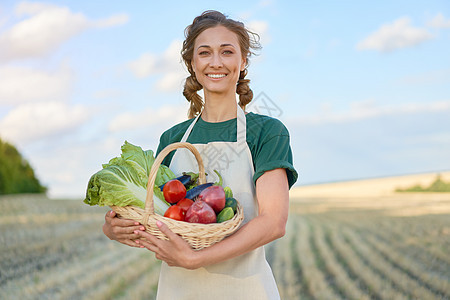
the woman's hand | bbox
[103,210,143,248]
[134,221,198,269]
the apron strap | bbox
[180,114,200,143]
[236,105,246,144]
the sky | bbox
[0,0,449,198]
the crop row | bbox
[270,213,449,300]
[0,196,161,299]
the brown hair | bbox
[181,10,261,118]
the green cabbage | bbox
[84,141,174,215]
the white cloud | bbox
[29,136,123,198]
[14,2,55,15]
[92,88,124,100]
[94,13,129,28]
[0,13,8,30]
[108,104,186,132]
[128,53,157,78]
[20,134,125,198]
[397,68,450,86]
[156,72,186,92]
[427,13,450,29]
[0,64,73,104]
[0,100,90,144]
[127,39,188,92]
[247,20,270,45]
[0,2,129,61]
[356,17,434,52]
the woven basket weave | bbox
[111,142,244,250]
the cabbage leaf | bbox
[84,141,174,215]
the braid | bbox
[236,69,253,111]
[183,75,203,119]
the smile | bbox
[207,74,227,78]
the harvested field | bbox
[1,172,449,299]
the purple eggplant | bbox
[159,172,198,191]
[185,183,214,200]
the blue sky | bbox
[0,0,449,198]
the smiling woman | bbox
[102,10,297,300]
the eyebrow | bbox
[197,43,236,50]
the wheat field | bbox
[1,173,449,299]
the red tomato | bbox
[163,179,186,204]
[176,198,194,213]
[164,205,185,221]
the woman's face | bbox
[191,25,246,97]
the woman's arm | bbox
[135,168,289,269]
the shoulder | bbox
[157,118,195,156]
[246,112,290,141]
[160,118,195,143]
[246,113,297,188]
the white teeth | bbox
[207,74,226,78]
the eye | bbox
[223,50,233,55]
[199,50,210,55]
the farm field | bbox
[1,173,449,299]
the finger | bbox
[106,210,141,226]
[116,232,141,241]
[135,230,160,245]
[110,217,140,227]
[156,221,179,241]
[120,239,142,248]
[137,239,159,252]
[114,225,145,238]
[105,210,114,221]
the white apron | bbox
[156,105,280,300]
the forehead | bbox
[195,26,240,48]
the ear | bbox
[191,59,196,74]
[240,57,247,71]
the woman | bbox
[103,10,297,299]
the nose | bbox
[209,53,223,68]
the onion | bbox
[185,200,216,224]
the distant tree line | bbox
[396,174,450,193]
[0,138,47,195]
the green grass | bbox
[396,174,450,192]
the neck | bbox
[202,90,237,122]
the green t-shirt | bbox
[156,112,298,189]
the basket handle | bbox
[142,142,206,225]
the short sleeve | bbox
[252,119,298,189]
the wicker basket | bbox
[111,142,244,250]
